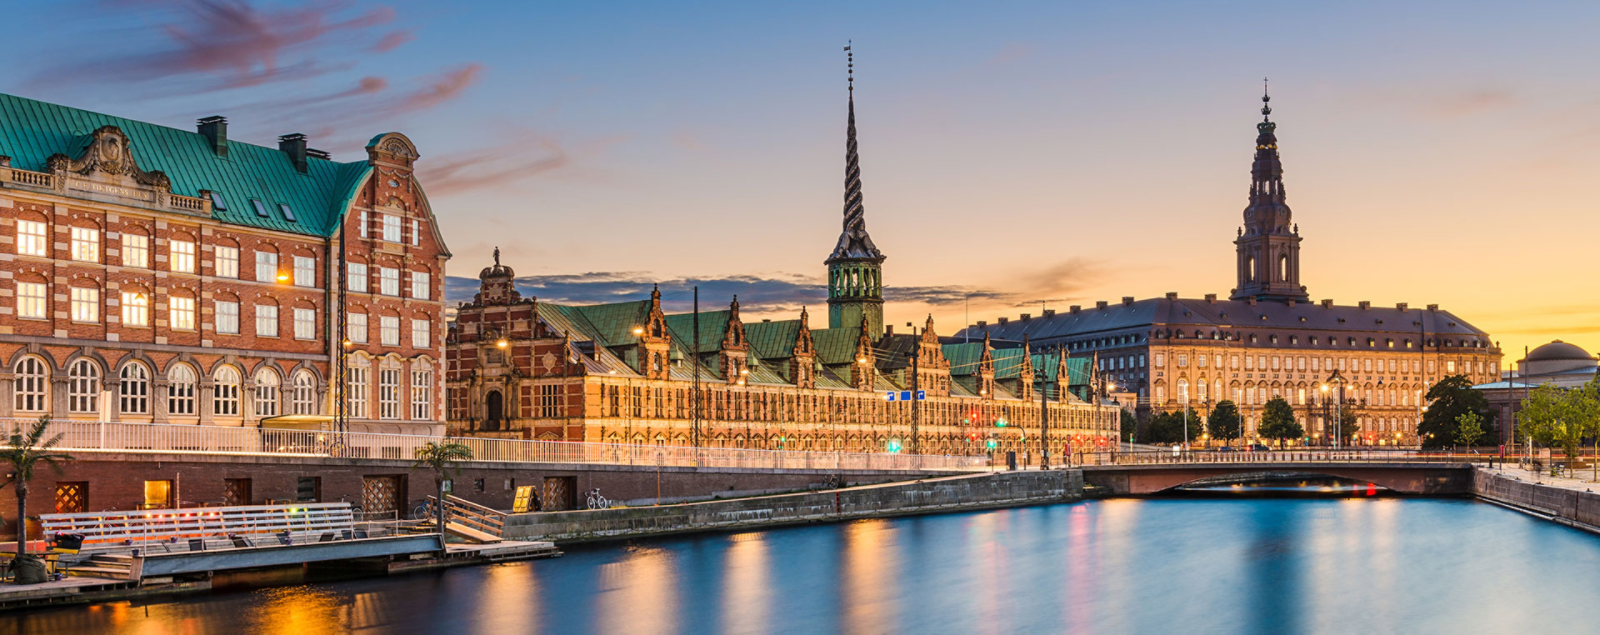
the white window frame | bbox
[410,271,430,300]
[16,281,46,320]
[291,371,317,415]
[216,300,240,334]
[347,364,369,419]
[411,318,430,348]
[213,366,241,416]
[379,367,400,419]
[16,220,47,257]
[254,369,280,418]
[379,267,399,296]
[214,245,239,279]
[294,307,316,340]
[348,263,368,293]
[170,240,196,273]
[256,304,279,337]
[122,233,149,268]
[14,357,48,412]
[410,219,421,246]
[68,359,100,414]
[382,214,401,243]
[380,315,400,346]
[119,363,150,415]
[70,226,99,263]
[170,296,197,330]
[168,365,197,415]
[293,256,315,287]
[70,286,99,323]
[348,312,368,344]
[411,369,432,420]
[255,251,279,283]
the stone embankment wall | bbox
[503,470,1083,543]
[1472,468,1600,533]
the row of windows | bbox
[13,282,432,346]
[1165,380,1428,408]
[1157,353,1493,376]
[15,221,433,300]
[358,211,426,247]
[12,357,435,421]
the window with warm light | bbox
[214,245,239,279]
[168,364,197,414]
[17,281,46,319]
[255,304,278,337]
[16,220,47,257]
[70,286,98,323]
[293,256,315,287]
[70,227,98,262]
[213,366,240,416]
[347,364,369,418]
[170,240,196,273]
[379,368,400,419]
[122,233,149,268]
[170,296,196,330]
[411,369,433,420]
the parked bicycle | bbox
[586,488,610,510]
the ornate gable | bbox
[978,332,996,399]
[639,285,673,380]
[46,125,171,190]
[851,314,876,390]
[791,307,816,388]
[721,296,750,383]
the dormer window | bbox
[209,191,228,211]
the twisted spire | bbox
[828,42,885,263]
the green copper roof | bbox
[0,92,369,237]
[942,342,986,377]
[744,319,801,361]
[811,327,862,366]
[664,310,731,354]
[990,347,1032,379]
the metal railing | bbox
[1075,448,1502,467]
[0,419,989,472]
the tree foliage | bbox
[413,441,474,535]
[0,417,73,565]
[1419,375,1495,449]
[1518,380,1600,462]
[1337,409,1360,445]
[1143,407,1202,444]
[1257,397,1303,447]
[1119,409,1138,443]
[1207,400,1242,444]
[1455,411,1485,448]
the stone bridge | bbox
[1080,462,1476,495]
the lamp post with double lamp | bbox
[1322,369,1346,450]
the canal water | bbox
[7,497,1600,634]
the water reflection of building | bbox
[444,57,1120,455]
[958,88,1502,446]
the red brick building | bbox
[0,93,449,434]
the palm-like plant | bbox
[0,417,74,565]
[412,441,473,540]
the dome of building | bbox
[1526,340,1592,362]
[1522,340,1596,378]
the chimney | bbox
[1020,313,1032,322]
[977,320,987,327]
[1426,304,1438,311]
[306,148,332,161]
[1359,301,1371,310]
[278,133,308,173]
[1396,302,1408,311]
[1321,299,1333,308]
[197,116,228,158]
[998,317,1009,324]
[1042,309,1056,317]
[1095,301,1108,309]
[1165,292,1178,300]
[1070,305,1081,314]
[885,325,894,336]
[1204,294,1217,303]
[1122,296,1134,306]
[1286,299,1296,308]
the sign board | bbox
[887,391,927,401]
[512,485,536,513]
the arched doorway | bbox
[484,390,504,431]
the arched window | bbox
[214,366,241,416]
[169,364,197,415]
[484,391,503,431]
[15,357,48,412]
[1245,256,1256,282]
[68,359,101,414]
[1279,255,1289,281]
[291,370,317,415]
[120,363,151,415]
[254,368,280,418]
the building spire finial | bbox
[827,42,884,264]
[1261,77,1272,121]
[493,245,501,267]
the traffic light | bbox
[887,439,902,453]
[986,439,997,450]
[996,418,1007,427]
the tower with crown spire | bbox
[827,43,887,337]
[1232,81,1309,302]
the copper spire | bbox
[828,42,885,264]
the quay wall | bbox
[2,453,957,540]
[1472,468,1600,532]
[502,470,1083,543]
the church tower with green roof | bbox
[826,44,886,337]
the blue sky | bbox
[8,1,1600,358]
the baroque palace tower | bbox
[1232,82,1308,302]
[826,44,887,337]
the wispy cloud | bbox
[417,130,568,195]
[1429,89,1515,119]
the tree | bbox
[413,440,473,542]
[1257,397,1304,448]
[1455,411,1485,449]
[1207,400,1242,445]
[0,417,73,577]
[1146,407,1202,445]
[1518,381,1600,467]
[1338,409,1360,446]
[1119,409,1138,444]
[1419,375,1496,450]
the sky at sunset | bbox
[6,1,1598,363]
